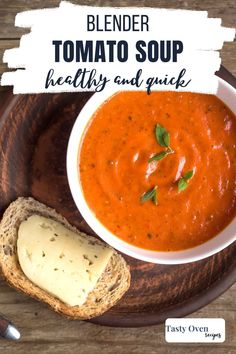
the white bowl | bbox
[67,78,236,264]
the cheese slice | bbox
[17,215,113,306]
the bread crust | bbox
[0,197,130,320]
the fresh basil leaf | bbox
[155,124,170,147]
[140,186,158,205]
[148,151,169,163]
[178,177,188,192]
[163,132,170,147]
[184,170,193,180]
[152,189,158,205]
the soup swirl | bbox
[79,92,236,251]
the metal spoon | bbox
[0,314,20,340]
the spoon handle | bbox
[0,315,20,340]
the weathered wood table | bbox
[0,1,235,353]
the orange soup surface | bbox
[79,92,236,251]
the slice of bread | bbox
[0,197,130,320]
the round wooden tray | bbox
[0,67,235,327]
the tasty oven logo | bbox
[1,1,235,94]
[165,318,225,343]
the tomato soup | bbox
[79,92,236,251]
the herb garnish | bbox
[148,124,174,165]
[148,148,174,163]
[140,186,158,205]
[155,124,170,148]
[178,170,194,192]
[141,124,194,204]
[183,170,194,180]
[178,178,188,192]
[141,124,174,205]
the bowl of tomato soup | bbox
[67,78,236,264]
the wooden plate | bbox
[0,66,235,327]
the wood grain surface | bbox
[0,1,235,353]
